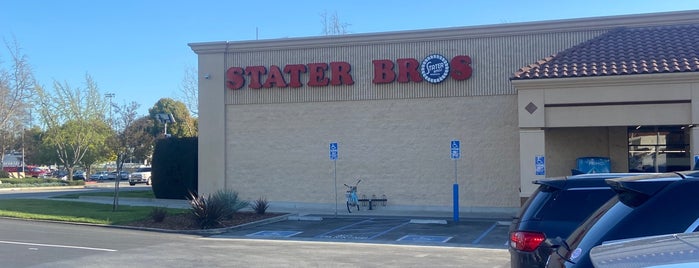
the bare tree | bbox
[178,66,198,117]
[109,101,141,210]
[34,74,108,179]
[110,101,141,164]
[0,38,35,168]
[320,10,351,36]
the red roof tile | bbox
[512,24,699,80]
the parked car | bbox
[129,167,152,186]
[108,171,129,180]
[590,232,699,267]
[509,173,649,268]
[72,170,86,180]
[3,166,29,173]
[28,167,50,178]
[89,171,110,181]
[52,170,68,180]
[546,171,699,267]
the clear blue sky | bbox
[1,1,698,116]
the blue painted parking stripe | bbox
[472,222,497,244]
[368,221,410,239]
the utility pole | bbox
[21,111,32,177]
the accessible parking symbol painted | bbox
[246,231,302,238]
[397,235,453,243]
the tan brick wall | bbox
[225,95,520,209]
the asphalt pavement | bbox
[0,217,510,267]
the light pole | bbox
[105,93,115,128]
[105,92,120,211]
[156,113,176,138]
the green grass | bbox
[0,199,188,225]
[54,190,155,199]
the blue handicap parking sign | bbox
[450,140,460,159]
[535,155,545,175]
[329,142,338,160]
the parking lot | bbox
[212,215,511,248]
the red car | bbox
[28,167,50,178]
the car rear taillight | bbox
[510,231,546,252]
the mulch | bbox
[123,212,283,230]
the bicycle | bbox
[344,179,361,213]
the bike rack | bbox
[358,194,388,210]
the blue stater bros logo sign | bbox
[420,54,451,84]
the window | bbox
[628,126,690,172]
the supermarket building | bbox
[190,10,699,214]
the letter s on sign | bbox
[450,55,472,81]
[226,67,245,90]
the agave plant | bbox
[188,189,250,228]
[211,190,250,219]
[251,197,270,214]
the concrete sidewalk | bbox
[75,195,515,221]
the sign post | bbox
[330,142,338,216]
[450,140,460,222]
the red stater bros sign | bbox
[225,55,472,90]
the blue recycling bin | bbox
[576,157,611,174]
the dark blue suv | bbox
[546,171,699,267]
[509,173,648,268]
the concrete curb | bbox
[409,219,448,224]
[288,215,324,221]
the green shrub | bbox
[251,197,270,214]
[0,177,83,188]
[0,170,9,178]
[149,207,168,222]
[66,180,85,186]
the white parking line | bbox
[472,222,498,244]
[0,240,117,252]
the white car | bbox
[89,171,110,181]
[129,167,152,186]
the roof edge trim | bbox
[190,10,699,54]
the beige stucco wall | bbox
[225,95,520,208]
[196,53,226,195]
[518,129,545,197]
